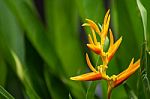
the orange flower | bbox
[70,10,140,99]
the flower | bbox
[70,10,140,99]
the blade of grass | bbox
[3,0,64,76]
[11,51,41,99]
[44,0,90,98]
[75,0,105,22]
[86,81,98,99]
[44,68,69,99]
[0,0,25,66]
[0,55,7,86]
[136,0,150,98]
[0,85,15,99]
[44,0,85,76]
[69,93,73,99]
[62,78,86,99]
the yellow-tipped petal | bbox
[87,44,102,54]
[104,9,110,25]
[91,28,98,45]
[117,58,134,77]
[103,14,110,38]
[82,23,90,27]
[108,36,122,62]
[70,72,102,81]
[101,10,110,46]
[86,53,97,72]
[108,29,114,50]
[88,34,94,44]
[114,59,140,87]
[86,19,101,35]
[128,58,134,68]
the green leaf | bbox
[0,0,25,66]
[3,0,64,75]
[44,0,85,76]
[69,93,73,99]
[137,0,147,41]
[137,43,150,99]
[44,68,69,99]
[62,78,86,99]
[86,81,98,99]
[11,51,41,99]
[0,55,7,86]
[136,0,150,98]
[75,0,105,22]
[138,0,150,49]
[0,85,15,99]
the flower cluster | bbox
[70,10,140,99]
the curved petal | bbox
[108,29,114,51]
[107,37,122,62]
[114,59,140,87]
[86,53,97,72]
[70,72,102,81]
[85,19,101,35]
[87,44,102,54]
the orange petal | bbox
[117,58,134,77]
[70,72,102,81]
[87,44,102,54]
[85,19,101,35]
[88,34,94,44]
[114,59,140,87]
[86,53,97,72]
[107,37,122,62]
[91,27,98,45]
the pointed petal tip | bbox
[107,9,110,13]
[119,36,123,41]
[85,18,90,21]
[70,77,77,80]
[82,23,89,26]
[131,58,134,64]
[70,72,102,81]
[134,59,140,66]
[87,44,101,54]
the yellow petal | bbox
[70,72,102,81]
[108,36,122,62]
[114,59,140,87]
[86,53,97,72]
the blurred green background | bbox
[0,0,149,99]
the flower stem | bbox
[107,82,113,99]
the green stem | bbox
[107,82,112,99]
